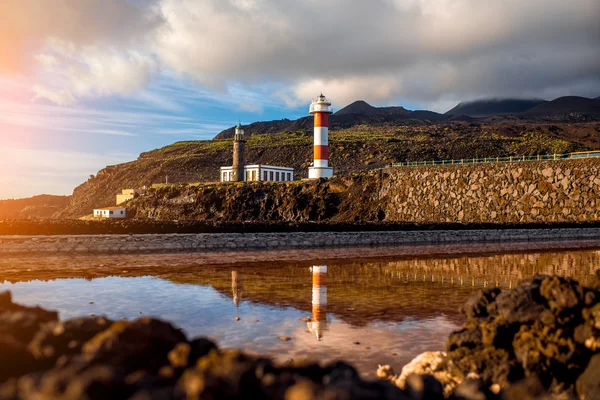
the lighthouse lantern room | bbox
[308,94,334,179]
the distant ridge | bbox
[0,195,70,219]
[214,96,600,140]
[522,96,600,116]
[445,98,547,117]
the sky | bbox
[0,0,599,200]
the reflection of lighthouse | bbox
[308,94,334,179]
[308,265,328,340]
[232,271,242,308]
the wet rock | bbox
[494,277,546,324]
[461,289,501,319]
[404,374,444,400]
[501,377,553,400]
[440,273,600,397]
[0,291,58,343]
[539,276,584,312]
[450,379,501,400]
[0,334,38,382]
[81,318,186,373]
[576,353,600,400]
[167,339,217,369]
[29,317,113,368]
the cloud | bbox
[2,0,599,109]
[238,103,264,113]
[32,42,159,104]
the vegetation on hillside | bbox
[55,121,599,218]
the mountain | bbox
[445,99,548,117]
[334,100,410,116]
[0,195,70,219]
[215,101,447,139]
[522,96,600,116]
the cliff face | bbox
[128,158,600,224]
[55,122,600,218]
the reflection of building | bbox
[220,123,294,182]
[308,265,328,340]
[232,271,242,307]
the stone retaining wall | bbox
[381,159,600,223]
[1,228,599,254]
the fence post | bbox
[496,157,499,162]
[554,154,556,160]
[522,155,525,162]
[461,159,464,164]
[510,156,513,163]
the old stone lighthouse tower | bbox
[232,123,246,182]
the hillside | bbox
[55,121,600,218]
[0,195,70,219]
[445,99,547,117]
[522,96,600,117]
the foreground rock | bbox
[0,290,406,400]
[379,271,600,399]
[1,270,599,399]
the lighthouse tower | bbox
[232,123,246,182]
[307,265,328,340]
[308,94,334,179]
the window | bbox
[276,172,280,181]
[287,173,292,181]
[109,211,114,215]
[270,171,274,181]
[264,171,268,181]
[251,170,256,181]
[120,211,124,215]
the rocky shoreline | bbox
[1,272,599,399]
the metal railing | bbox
[389,150,600,168]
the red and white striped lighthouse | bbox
[308,94,334,179]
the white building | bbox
[93,207,127,219]
[116,188,146,205]
[220,164,294,182]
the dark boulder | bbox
[576,353,600,400]
[29,317,114,367]
[81,318,186,373]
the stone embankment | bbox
[126,158,600,224]
[2,228,600,254]
[1,272,599,399]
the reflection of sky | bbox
[1,276,459,375]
